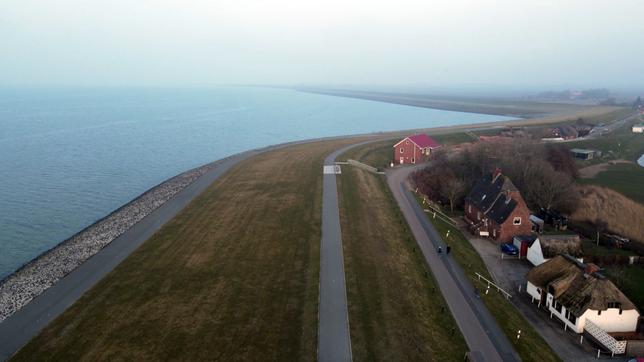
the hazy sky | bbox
[2,0,643,90]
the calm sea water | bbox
[0,87,512,278]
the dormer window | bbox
[607,302,621,309]
[513,217,521,225]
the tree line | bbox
[412,140,580,214]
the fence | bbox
[474,272,512,299]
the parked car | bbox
[500,243,518,256]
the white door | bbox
[399,157,404,164]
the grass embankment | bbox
[571,185,644,243]
[13,139,359,361]
[338,143,467,361]
[349,139,396,170]
[425,214,560,362]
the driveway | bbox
[461,225,616,361]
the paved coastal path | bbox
[318,142,373,362]
[387,164,520,362]
[0,147,270,360]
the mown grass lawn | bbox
[13,139,359,361]
[337,143,467,361]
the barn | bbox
[392,134,441,165]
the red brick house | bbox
[393,134,441,165]
[464,169,532,243]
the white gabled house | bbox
[632,123,644,133]
[526,255,639,334]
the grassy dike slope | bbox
[13,139,360,361]
[338,142,467,361]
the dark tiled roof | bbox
[465,173,520,224]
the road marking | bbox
[323,165,341,174]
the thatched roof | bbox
[538,235,583,258]
[526,255,636,316]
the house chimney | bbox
[585,263,600,275]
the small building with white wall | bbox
[633,123,644,133]
[526,255,639,334]
[523,234,583,266]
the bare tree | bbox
[441,176,465,212]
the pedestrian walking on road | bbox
[438,246,442,254]
[446,245,451,254]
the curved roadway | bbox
[387,164,520,362]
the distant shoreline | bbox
[297,87,614,119]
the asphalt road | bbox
[318,142,375,362]
[387,165,520,362]
[0,142,298,360]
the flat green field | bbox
[12,139,359,361]
[338,143,467,361]
[578,163,644,204]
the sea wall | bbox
[0,160,221,322]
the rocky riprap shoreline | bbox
[0,161,221,322]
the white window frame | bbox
[400,147,404,153]
[513,217,521,225]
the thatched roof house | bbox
[525,255,639,334]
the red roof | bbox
[406,134,441,149]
